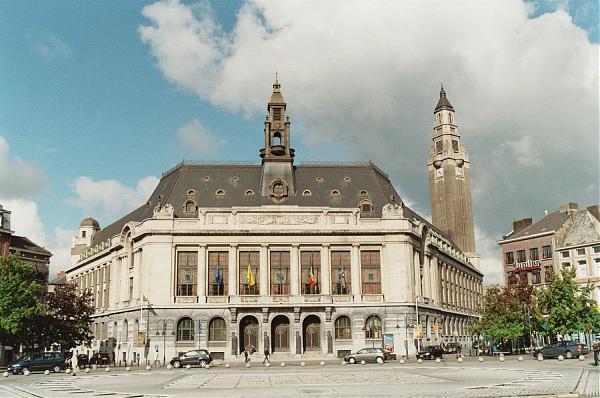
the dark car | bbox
[89,352,111,366]
[343,347,387,364]
[417,345,444,360]
[7,352,65,374]
[443,343,460,354]
[170,349,213,368]
[533,341,589,359]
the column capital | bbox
[198,243,207,248]
[322,243,330,248]
[229,243,238,248]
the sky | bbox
[0,0,598,285]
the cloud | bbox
[24,31,72,58]
[66,176,159,220]
[475,227,503,286]
[177,119,225,155]
[0,136,46,199]
[139,0,599,279]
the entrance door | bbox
[303,315,321,352]
[240,316,259,352]
[271,315,290,352]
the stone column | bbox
[260,244,268,296]
[321,244,331,295]
[291,245,300,296]
[413,250,421,299]
[228,244,238,297]
[351,244,361,299]
[197,245,207,300]
[424,256,431,300]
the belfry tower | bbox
[260,76,295,200]
[428,85,479,267]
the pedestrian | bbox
[243,348,249,363]
[71,351,78,376]
[593,338,600,366]
[263,347,270,364]
[250,345,256,355]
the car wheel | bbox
[376,356,384,364]
[173,361,181,368]
[199,359,207,368]
[565,350,573,359]
[348,357,356,364]
[52,365,61,373]
[537,353,544,360]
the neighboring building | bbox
[67,80,483,364]
[498,203,600,302]
[48,271,68,293]
[0,205,12,257]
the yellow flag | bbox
[246,263,255,287]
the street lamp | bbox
[156,319,175,366]
[453,329,459,357]
[395,314,410,358]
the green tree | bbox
[35,284,95,350]
[535,268,600,336]
[0,254,42,348]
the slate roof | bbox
[435,85,454,113]
[502,211,570,241]
[559,210,600,248]
[9,235,52,257]
[91,161,442,246]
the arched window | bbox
[334,316,352,340]
[209,317,226,341]
[177,317,194,341]
[122,319,129,342]
[360,200,373,213]
[364,315,382,339]
[185,201,196,213]
[273,132,282,145]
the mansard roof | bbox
[10,235,52,257]
[434,85,454,113]
[91,160,435,246]
[502,211,570,241]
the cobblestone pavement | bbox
[0,357,598,398]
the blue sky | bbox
[0,0,598,283]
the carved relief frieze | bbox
[239,214,319,225]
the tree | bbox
[35,284,95,351]
[535,268,600,337]
[0,254,42,348]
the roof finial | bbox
[275,71,279,85]
[440,82,446,97]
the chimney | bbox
[587,205,600,221]
[559,202,578,213]
[512,218,533,234]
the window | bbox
[576,248,586,256]
[593,246,600,254]
[577,261,588,278]
[361,251,381,294]
[331,251,351,295]
[302,190,312,196]
[331,190,340,196]
[562,262,571,271]
[208,317,226,341]
[516,250,526,263]
[542,245,552,259]
[530,248,539,261]
[301,251,321,294]
[364,315,382,339]
[270,251,290,295]
[122,319,129,341]
[360,200,373,213]
[82,231,86,238]
[452,140,459,152]
[239,251,259,295]
[435,141,443,154]
[520,272,528,283]
[359,190,368,196]
[177,318,194,341]
[561,251,570,258]
[594,258,600,276]
[544,266,553,282]
[184,201,196,213]
[129,277,134,300]
[273,107,282,121]
[208,251,228,296]
[273,132,281,145]
[177,251,197,296]
[532,271,541,284]
[245,189,255,196]
[508,273,517,284]
[334,316,352,340]
[216,189,225,196]
[505,252,514,265]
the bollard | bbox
[106,367,111,372]
[300,361,306,367]
[399,358,405,364]
[186,364,191,369]
[126,367,131,372]
[65,368,71,374]
[206,364,211,369]
[225,363,230,368]
[478,356,484,362]
[85,368,90,373]
[457,357,463,363]
[558,355,564,361]
[518,356,524,362]
[167,364,173,370]
[342,361,347,365]
[145,365,151,371]
[320,361,325,366]
[417,358,423,364]
[44,370,50,375]
[2,372,8,377]
[280,362,285,367]
[499,356,505,362]
[579,355,585,361]
[435,358,441,363]
[537,355,543,361]
[245,363,251,368]
[23,369,30,376]
[264,363,269,368]
[360,360,366,365]
[92,364,97,370]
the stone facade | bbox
[67,81,483,365]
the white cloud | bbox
[474,227,504,287]
[25,31,72,58]
[177,119,225,155]
[0,136,46,199]
[66,176,159,220]
[139,0,599,273]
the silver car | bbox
[343,347,387,364]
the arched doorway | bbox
[302,315,321,352]
[271,315,290,353]
[239,315,259,353]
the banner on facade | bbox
[383,334,394,352]
[137,332,146,347]
[414,324,423,340]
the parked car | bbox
[89,352,111,365]
[170,349,213,368]
[533,341,589,359]
[443,343,460,354]
[7,352,65,374]
[343,347,387,364]
[417,345,444,360]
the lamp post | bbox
[415,296,421,352]
[156,319,174,366]
[453,329,459,357]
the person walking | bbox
[243,348,249,363]
[71,351,78,376]
[263,347,270,365]
[593,338,600,366]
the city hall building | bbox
[67,80,483,364]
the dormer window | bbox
[245,189,255,196]
[360,200,373,213]
[303,190,312,196]
[359,190,368,197]
[184,200,197,213]
[331,190,340,196]
[344,176,351,182]
[316,177,323,182]
[216,189,225,196]
[82,231,86,238]
[187,189,196,196]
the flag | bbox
[308,265,316,287]
[246,263,255,287]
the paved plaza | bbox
[0,357,598,398]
